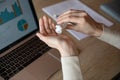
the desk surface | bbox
[32,0,120,80]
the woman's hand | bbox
[57,9,103,37]
[36,16,79,57]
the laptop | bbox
[0,0,61,80]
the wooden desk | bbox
[32,0,120,80]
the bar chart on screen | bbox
[0,0,22,25]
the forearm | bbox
[97,27,120,49]
[61,56,83,80]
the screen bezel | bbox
[0,0,39,54]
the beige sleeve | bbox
[61,56,83,80]
[98,27,120,49]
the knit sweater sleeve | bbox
[61,56,83,80]
[98,27,120,49]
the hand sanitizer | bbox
[55,25,63,34]
[55,22,76,34]
[54,15,76,34]
[55,23,68,34]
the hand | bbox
[57,9,103,37]
[36,16,79,57]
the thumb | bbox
[66,25,75,30]
[36,32,46,41]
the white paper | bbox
[42,0,113,40]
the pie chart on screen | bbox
[17,19,28,31]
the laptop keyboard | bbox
[0,36,51,80]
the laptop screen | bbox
[0,0,38,53]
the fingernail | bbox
[43,15,45,19]
[57,22,60,24]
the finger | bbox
[48,18,53,32]
[36,32,48,42]
[51,22,56,30]
[48,19,57,35]
[57,12,87,22]
[51,23,57,35]
[57,14,79,22]
[58,9,86,18]
[58,9,79,17]
[57,15,83,24]
[39,18,47,35]
[43,16,52,34]
[60,12,87,20]
[65,25,74,29]
[57,12,87,24]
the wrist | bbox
[94,23,103,37]
[58,46,79,57]
[59,50,76,57]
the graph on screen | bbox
[0,0,22,25]
[17,19,28,31]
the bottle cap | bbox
[55,25,62,34]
